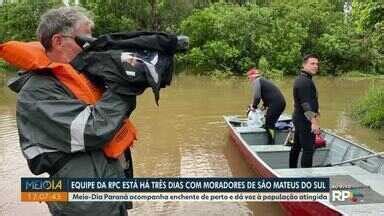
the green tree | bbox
[178,0,382,75]
[79,0,200,33]
[179,3,307,74]
[0,0,62,42]
[79,0,138,36]
[351,0,384,73]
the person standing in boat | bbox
[247,68,286,144]
[289,54,321,168]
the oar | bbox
[326,151,384,167]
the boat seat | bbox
[249,145,330,168]
[237,127,270,145]
[250,145,289,152]
[235,126,266,133]
[250,144,329,152]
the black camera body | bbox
[71,32,189,104]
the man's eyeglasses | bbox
[60,34,75,40]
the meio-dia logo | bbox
[25,179,63,191]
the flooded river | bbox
[0,73,383,215]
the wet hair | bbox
[303,53,320,63]
[36,6,94,50]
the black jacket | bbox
[293,71,319,121]
[252,77,285,108]
[8,71,136,175]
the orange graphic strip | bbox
[21,192,68,202]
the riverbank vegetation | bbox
[352,86,384,129]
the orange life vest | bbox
[0,41,137,158]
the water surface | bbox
[0,73,383,215]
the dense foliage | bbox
[179,0,383,75]
[352,86,384,129]
[0,0,62,42]
[0,0,383,75]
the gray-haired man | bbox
[9,6,134,216]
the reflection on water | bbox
[0,111,50,215]
[0,73,383,215]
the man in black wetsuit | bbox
[247,68,286,144]
[289,54,321,168]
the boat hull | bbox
[227,123,342,216]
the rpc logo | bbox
[332,189,364,202]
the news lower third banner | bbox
[21,177,330,202]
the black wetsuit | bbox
[251,77,286,144]
[289,71,319,168]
